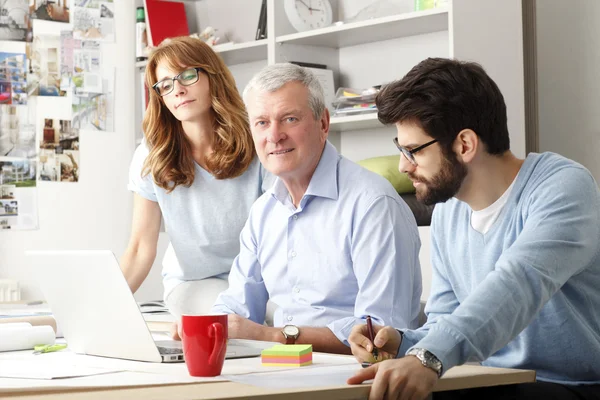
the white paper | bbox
[0,359,120,379]
[223,364,362,388]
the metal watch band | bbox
[407,348,443,377]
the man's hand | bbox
[348,324,402,363]
[347,356,439,400]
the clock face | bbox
[284,0,333,32]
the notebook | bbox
[26,250,262,363]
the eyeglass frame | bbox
[152,67,204,97]
[393,137,439,166]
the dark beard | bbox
[412,152,467,206]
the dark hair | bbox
[376,57,510,155]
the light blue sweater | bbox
[399,152,600,384]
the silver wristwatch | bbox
[406,348,443,377]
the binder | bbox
[143,0,190,47]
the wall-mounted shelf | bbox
[214,39,268,65]
[276,9,448,48]
[134,39,268,70]
[329,112,383,132]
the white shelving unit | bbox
[134,39,268,70]
[330,113,380,132]
[134,0,526,160]
[276,9,448,48]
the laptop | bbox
[26,250,263,363]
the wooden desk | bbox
[0,365,535,399]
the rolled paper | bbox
[0,325,56,352]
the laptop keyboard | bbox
[157,346,183,355]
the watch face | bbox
[283,324,299,336]
[284,0,333,32]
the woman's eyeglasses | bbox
[393,137,438,166]
[152,67,203,97]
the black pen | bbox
[366,315,379,362]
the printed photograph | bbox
[73,1,114,42]
[0,199,18,216]
[0,0,31,42]
[38,149,78,182]
[26,35,66,96]
[0,159,36,187]
[72,92,112,131]
[0,184,16,199]
[0,51,27,105]
[0,104,36,158]
[39,117,79,182]
[29,0,69,23]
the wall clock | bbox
[284,0,333,32]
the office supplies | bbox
[26,250,262,363]
[261,344,313,367]
[33,343,67,355]
[366,315,379,361]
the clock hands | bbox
[297,0,322,14]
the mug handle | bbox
[208,322,225,365]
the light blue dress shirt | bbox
[398,152,600,384]
[212,141,422,345]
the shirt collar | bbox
[271,141,340,205]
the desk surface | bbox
[1,364,536,400]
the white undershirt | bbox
[470,177,517,234]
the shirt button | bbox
[293,287,300,293]
[290,250,297,258]
[287,316,293,321]
[293,215,298,220]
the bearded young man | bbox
[347,58,600,400]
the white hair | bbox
[243,63,326,119]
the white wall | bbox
[450,0,526,158]
[0,1,143,300]
[535,0,600,180]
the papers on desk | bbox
[0,359,121,379]
[0,302,60,337]
[223,364,362,388]
[138,300,169,314]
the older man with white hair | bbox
[211,63,422,354]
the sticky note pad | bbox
[261,344,313,367]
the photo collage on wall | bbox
[0,0,116,229]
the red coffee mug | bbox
[181,314,228,377]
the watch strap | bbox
[407,348,443,377]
